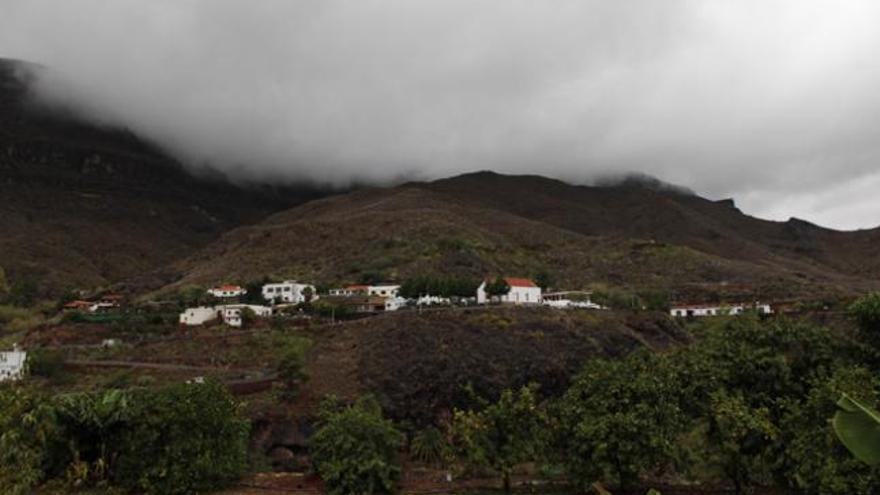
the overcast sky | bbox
[2,1,880,230]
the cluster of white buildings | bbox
[182,281,404,327]
[181,277,611,328]
[179,304,273,327]
[669,302,773,318]
[0,346,27,382]
[328,283,401,298]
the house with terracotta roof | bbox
[476,277,542,305]
[207,284,247,299]
[63,300,93,311]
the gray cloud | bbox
[2,0,880,229]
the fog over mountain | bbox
[2,1,880,229]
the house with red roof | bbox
[207,284,247,299]
[476,277,542,305]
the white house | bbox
[0,347,27,382]
[219,304,273,327]
[180,304,273,327]
[542,291,605,310]
[368,284,401,298]
[179,306,220,326]
[262,281,317,304]
[329,284,400,298]
[416,295,451,306]
[384,297,408,312]
[477,278,542,305]
[669,302,772,318]
[208,284,247,298]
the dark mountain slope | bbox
[167,174,874,300]
[425,171,880,281]
[0,59,330,292]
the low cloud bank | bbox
[2,1,880,229]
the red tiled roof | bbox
[213,285,243,291]
[64,300,92,308]
[504,277,538,288]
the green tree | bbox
[276,336,311,402]
[176,285,210,309]
[533,271,553,291]
[590,287,639,310]
[54,389,133,487]
[707,392,778,495]
[26,349,66,380]
[850,292,880,350]
[450,384,545,492]
[410,426,448,467]
[6,278,38,307]
[115,381,250,494]
[399,276,480,299]
[0,384,58,495]
[243,277,271,304]
[484,277,510,300]
[302,285,315,303]
[240,306,257,328]
[682,316,844,416]
[783,367,880,494]
[555,353,685,490]
[310,396,402,495]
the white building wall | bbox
[669,303,771,317]
[476,282,542,305]
[0,350,27,382]
[179,307,219,326]
[499,286,542,305]
[221,304,273,327]
[208,287,246,298]
[262,281,316,303]
[384,297,408,311]
[476,282,488,304]
[368,285,400,297]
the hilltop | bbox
[166,171,879,301]
[0,59,332,292]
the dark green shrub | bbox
[0,384,58,495]
[410,426,447,466]
[850,292,880,349]
[450,384,545,492]
[276,336,311,402]
[310,396,402,495]
[783,367,880,494]
[114,381,250,494]
[27,349,66,379]
[555,353,685,490]
[707,391,778,494]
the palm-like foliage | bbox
[833,394,880,465]
[410,426,447,466]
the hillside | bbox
[427,171,880,281]
[167,172,879,301]
[0,59,331,292]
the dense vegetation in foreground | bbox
[5,293,880,494]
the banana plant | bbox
[832,393,880,465]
